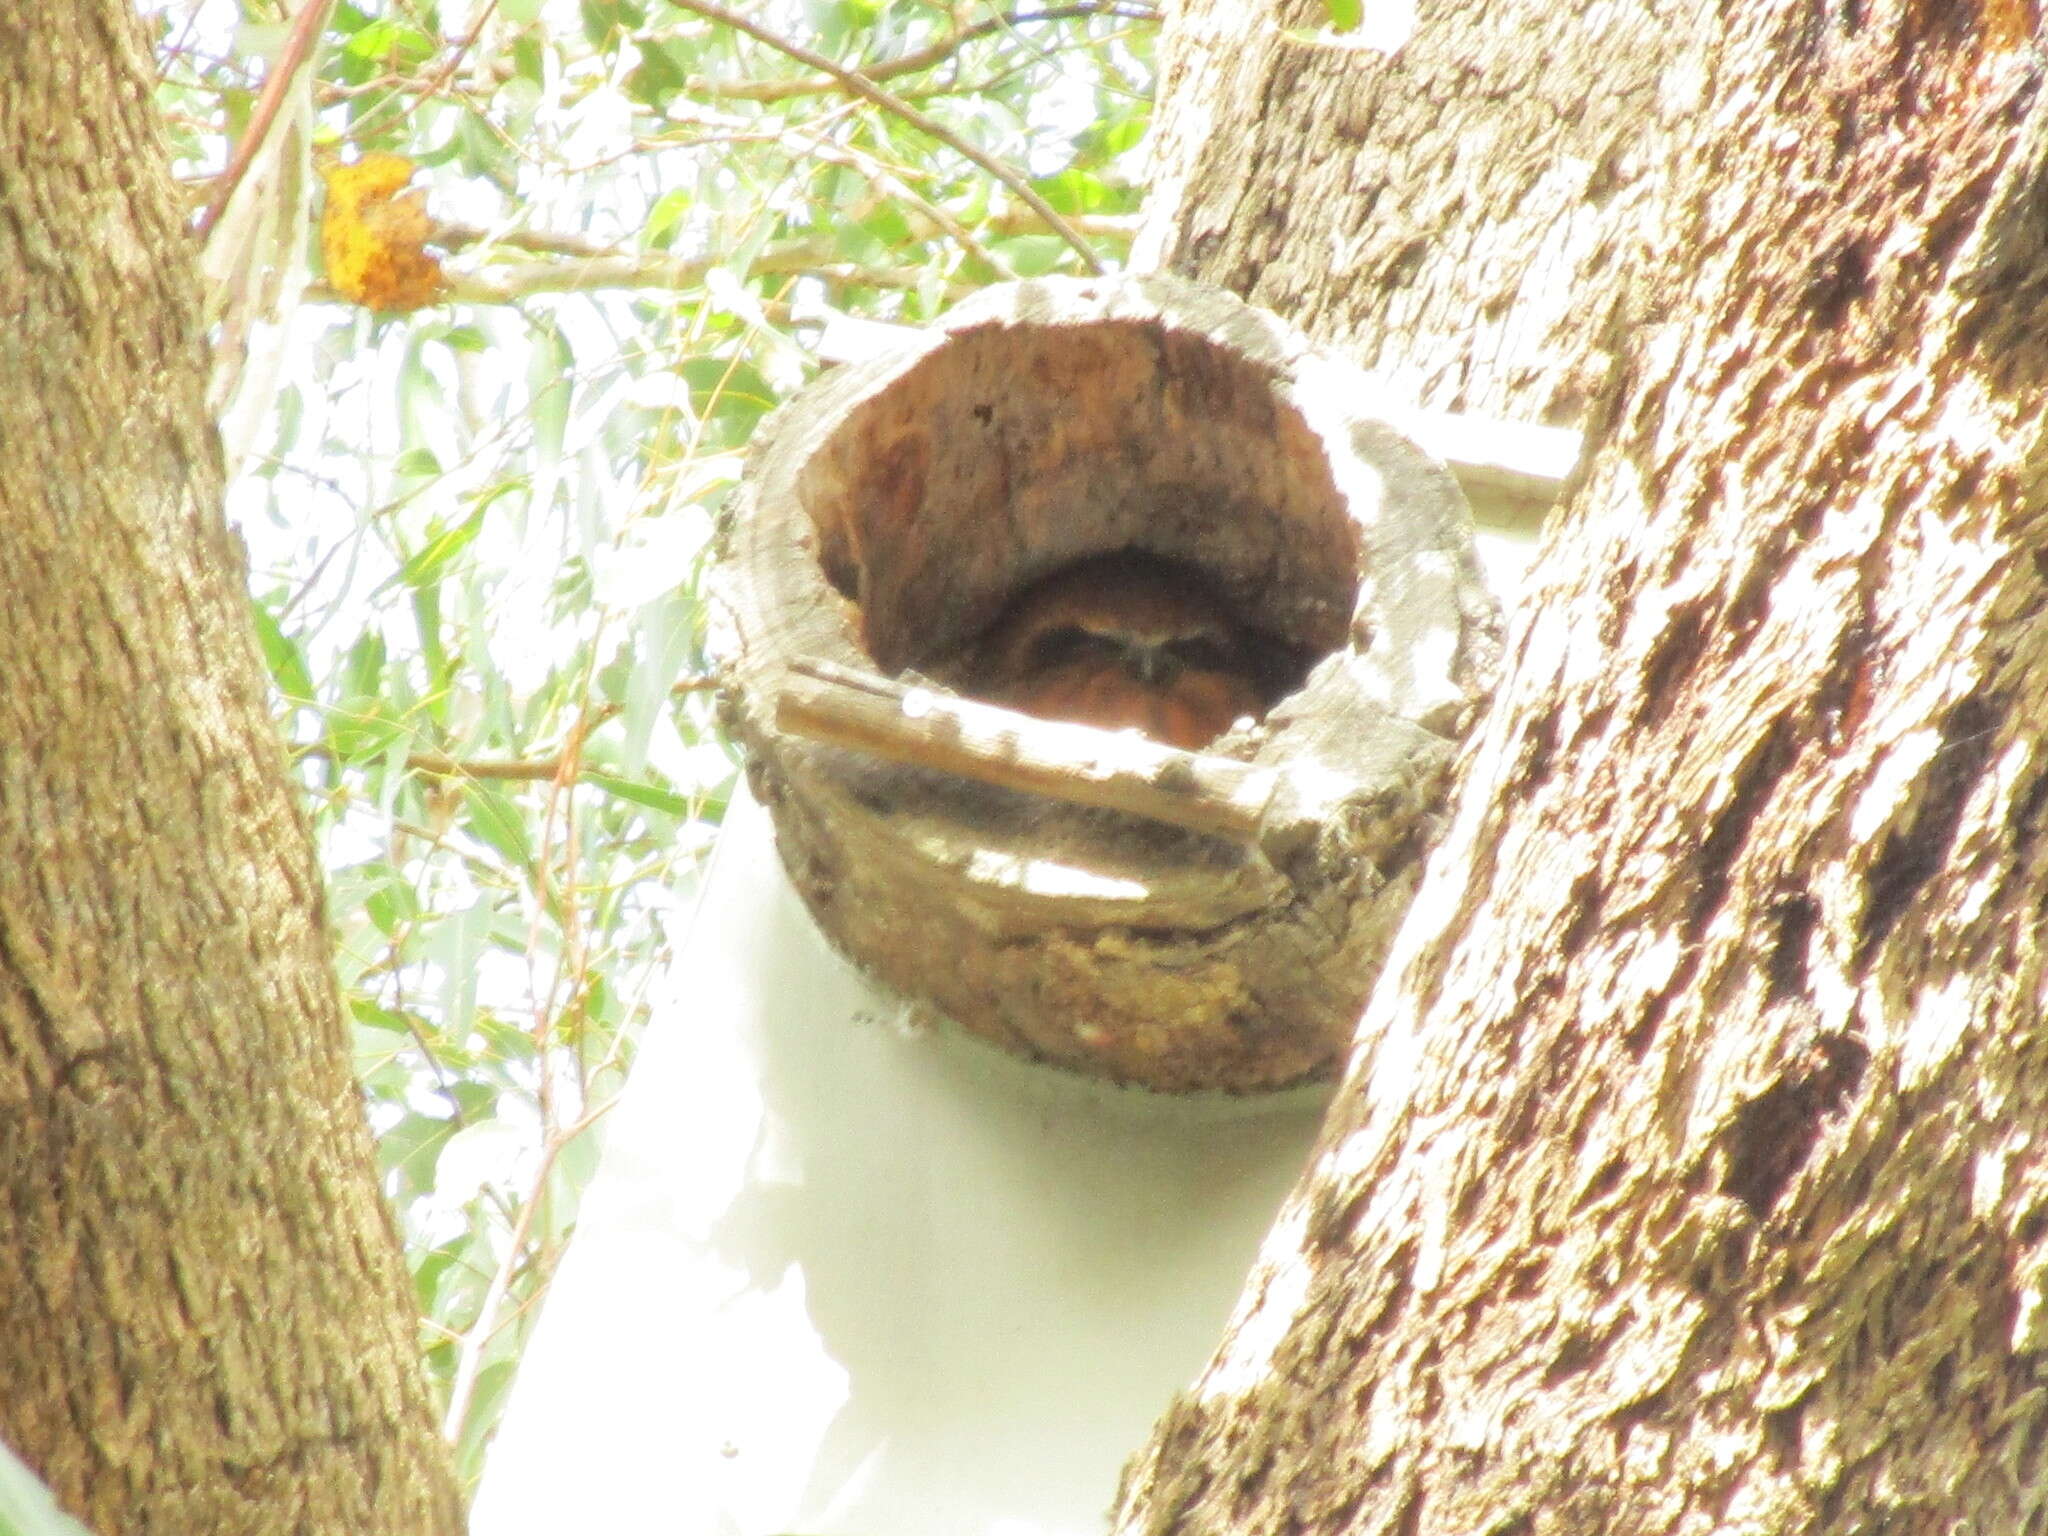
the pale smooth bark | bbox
[1117,4,2048,1532]
[0,7,461,1533]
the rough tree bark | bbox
[1136,0,1707,427]
[1116,2,2048,1532]
[0,8,461,1535]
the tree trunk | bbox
[1117,4,2048,1532]
[0,9,461,1534]
[1139,0,1706,426]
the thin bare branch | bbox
[294,677,718,785]
[440,1099,616,1445]
[432,222,621,259]
[409,237,953,303]
[688,3,1159,102]
[194,0,335,239]
[668,0,1105,273]
[784,128,1013,278]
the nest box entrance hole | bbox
[794,319,1365,745]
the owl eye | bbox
[1022,625,1124,673]
[1160,634,1237,673]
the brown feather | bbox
[966,553,1265,749]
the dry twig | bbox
[775,658,1282,843]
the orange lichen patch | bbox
[1982,0,2039,49]
[317,152,447,313]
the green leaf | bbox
[474,1010,536,1068]
[547,1126,604,1232]
[1031,167,1111,216]
[626,38,693,108]
[414,1225,493,1320]
[451,1359,521,1484]
[324,701,408,766]
[363,870,421,936]
[1324,0,1363,29]
[462,783,534,868]
[642,189,691,248]
[351,997,415,1034]
[447,107,505,178]
[249,600,316,705]
[585,771,690,817]
[398,506,488,590]
[527,320,575,472]
[435,896,495,1033]
[809,0,878,55]
[271,382,304,459]
[850,199,913,250]
[396,335,450,458]
[341,629,387,700]
[993,233,1069,278]
[579,0,645,47]
[619,589,698,775]
[677,356,775,443]
[446,1079,499,1121]
[343,18,433,65]
[510,30,544,87]
[1085,113,1149,161]
[411,583,450,701]
[378,1111,458,1202]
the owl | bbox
[964,552,1268,751]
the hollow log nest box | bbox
[710,274,1501,1093]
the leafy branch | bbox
[669,0,1107,273]
[687,2,1160,102]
